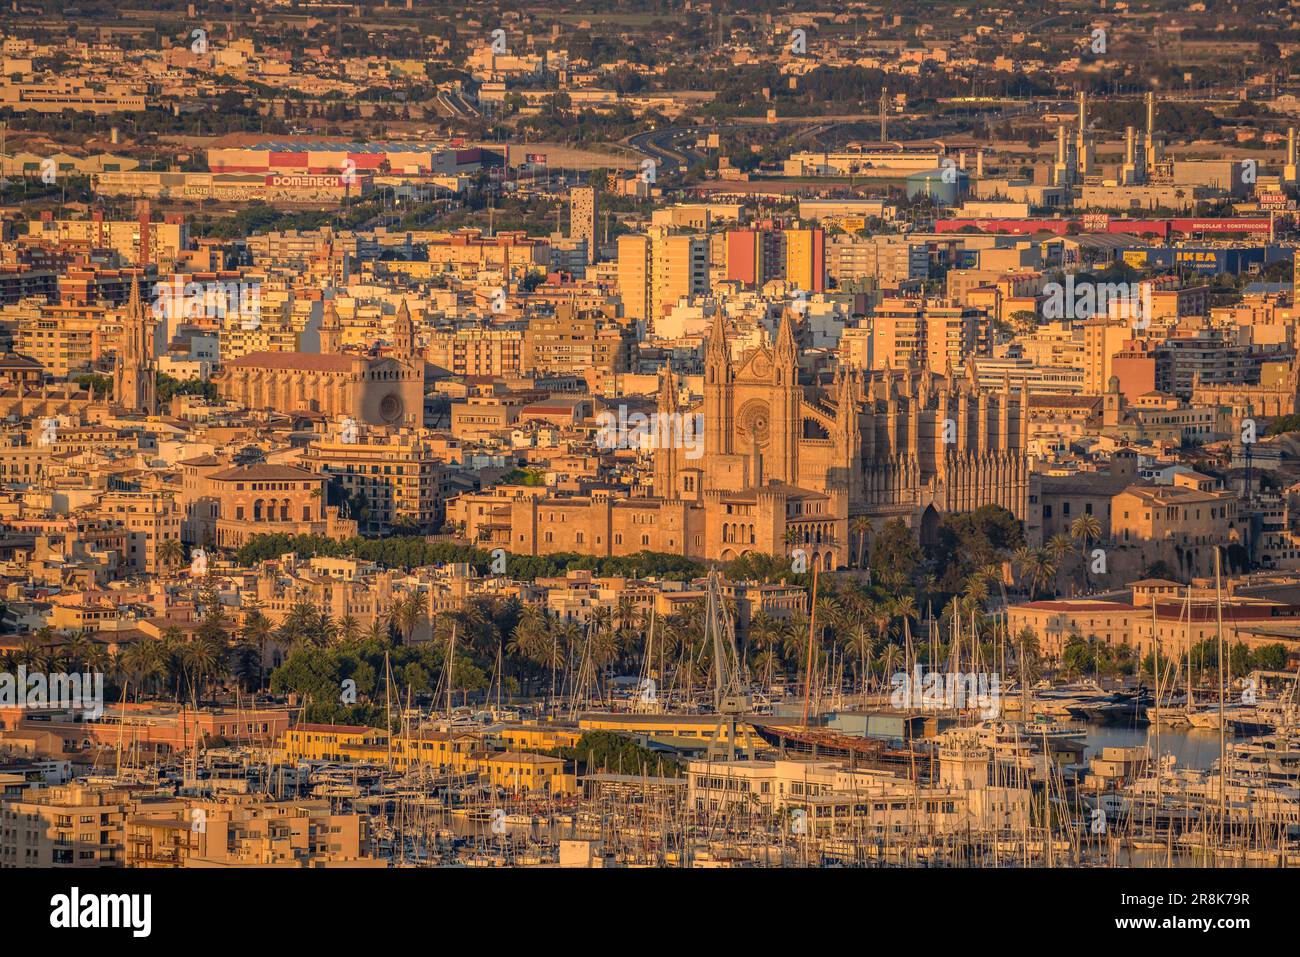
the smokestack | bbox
[1290,127,1297,165]
[1125,126,1135,165]
[1078,90,1087,134]
[1057,126,1067,164]
[975,150,983,178]
[1146,92,1155,138]
[958,151,967,171]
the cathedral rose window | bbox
[380,393,404,423]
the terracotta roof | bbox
[224,351,362,373]
[293,723,380,735]
[209,463,320,482]
[1018,600,1136,612]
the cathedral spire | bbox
[775,307,797,361]
[114,273,156,416]
[706,310,729,363]
[659,358,679,414]
[127,272,143,318]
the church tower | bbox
[391,299,416,360]
[114,274,157,415]
[771,307,801,486]
[319,296,342,354]
[653,360,681,498]
[703,311,733,467]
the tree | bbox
[158,539,186,574]
[1070,514,1103,593]
[1015,626,1042,680]
[394,591,427,645]
[850,516,874,568]
[242,611,273,689]
[869,519,923,590]
[1028,548,1059,600]
[337,614,361,646]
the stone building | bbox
[470,308,1034,568]
[212,299,426,427]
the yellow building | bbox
[1006,599,1138,662]
[617,234,651,322]
[782,227,825,293]
[276,724,578,794]
[577,712,766,752]
[280,723,388,761]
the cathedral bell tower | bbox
[771,307,801,486]
[703,311,733,463]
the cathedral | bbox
[652,309,1032,562]
[496,309,1031,570]
[213,298,425,427]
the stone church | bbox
[654,308,1032,563]
[496,308,1031,570]
[213,299,424,427]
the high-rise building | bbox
[649,227,708,323]
[870,297,987,371]
[783,227,825,293]
[617,233,651,322]
[618,228,708,326]
[569,186,597,264]
[724,228,783,287]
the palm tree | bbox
[242,611,273,689]
[183,636,224,706]
[337,614,361,646]
[64,632,94,672]
[1012,545,1035,595]
[158,539,185,575]
[842,620,876,698]
[890,594,918,636]
[850,516,874,568]
[746,611,784,688]
[1070,514,1104,593]
[1015,625,1041,685]
[1028,548,1059,600]
[394,591,427,645]
[1047,533,1074,566]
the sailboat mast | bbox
[1214,547,1226,846]
[802,563,820,727]
[384,649,393,769]
[447,623,456,719]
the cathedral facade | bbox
[657,309,1032,558]
[493,309,1032,570]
